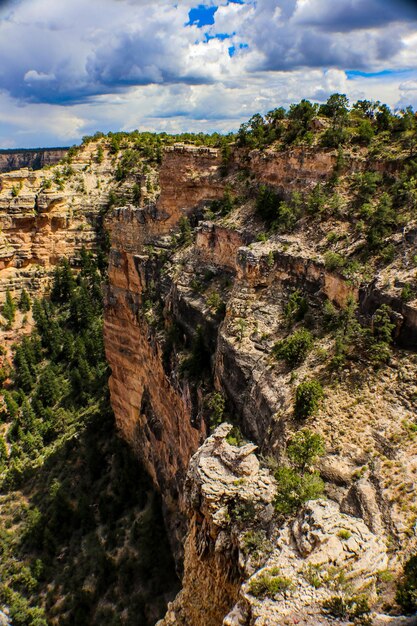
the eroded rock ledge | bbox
[159,425,402,626]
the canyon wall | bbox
[103,144,417,624]
[0,143,111,301]
[2,139,417,624]
[0,148,68,173]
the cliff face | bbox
[0,148,68,174]
[103,145,226,552]
[2,137,417,625]
[159,425,394,626]
[0,142,111,302]
[103,142,417,624]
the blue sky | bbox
[0,0,416,147]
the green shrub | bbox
[206,291,225,315]
[248,569,294,599]
[287,429,325,472]
[322,594,371,625]
[396,555,417,614]
[356,120,374,145]
[256,185,280,222]
[272,329,313,367]
[366,192,397,249]
[321,126,350,148]
[284,290,308,324]
[241,530,272,560]
[178,216,192,246]
[294,380,324,420]
[353,171,382,202]
[303,563,323,589]
[274,466,324,514]
[324,251,345,272]
[401,283,414,302]
[206,392,225,429]
[337,529,352,540]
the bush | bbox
[272,329,314,367]
[324,251,345,272]
[366,192,397,250]
[256,185,280,222]
[294,380,324,420]
[322,594,371,625]
[396,555,417,613]
[274,466,324,514]
[249,569,294,599]
[284,290,308,324]
[206,392,225,429]
[178,216,192,246]
[287,429,325,472]
[357,120,374,145]
[401,283,414,302]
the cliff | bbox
[0,148,68,173]
[159,424,401,626]
[2,133,417,624]
[0,141,113,303]
[102,140,417,623]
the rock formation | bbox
[0,148,68,174]
[2,135,417,625]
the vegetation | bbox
[206,391,225,429]
[273,328,314,368]
[294,380,324,420]
[273,429,325,515]
[322,594,372,625]
[284,290,308,325]
[18,289,31,313]
[2,289,16,329]
[0,253,178,625]
[248,568,294,599]
[324,299,396,369]
[396,555,417,614]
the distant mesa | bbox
[0,147,69,173]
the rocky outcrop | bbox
[159,424,390,626]
[0,148,68,173]
[0,143,110,301]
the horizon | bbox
[1,0,417,149]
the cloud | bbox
[0,0,416,147]
[24,70,56,82]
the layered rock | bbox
[0,142,111,301]
[159,424,391,626]
[103,145,226,554]
[0,148,68,173]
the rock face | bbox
[159,425,389,626]
[103,145,225,554]
[102,142,417,623]
[0,143,110,301]
[3,138,417,625]
[0,148,68,173]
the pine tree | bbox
[20,399,36,430]
[2,390,20,420]
[37,366,60,407]
[18,289,31,313]
[3,289,16,328]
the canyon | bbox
[0,149,68,174]
[1,132,417,625]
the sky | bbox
[0,0,417,148]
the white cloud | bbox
[24,70,56,82]
[0,0,416,146]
